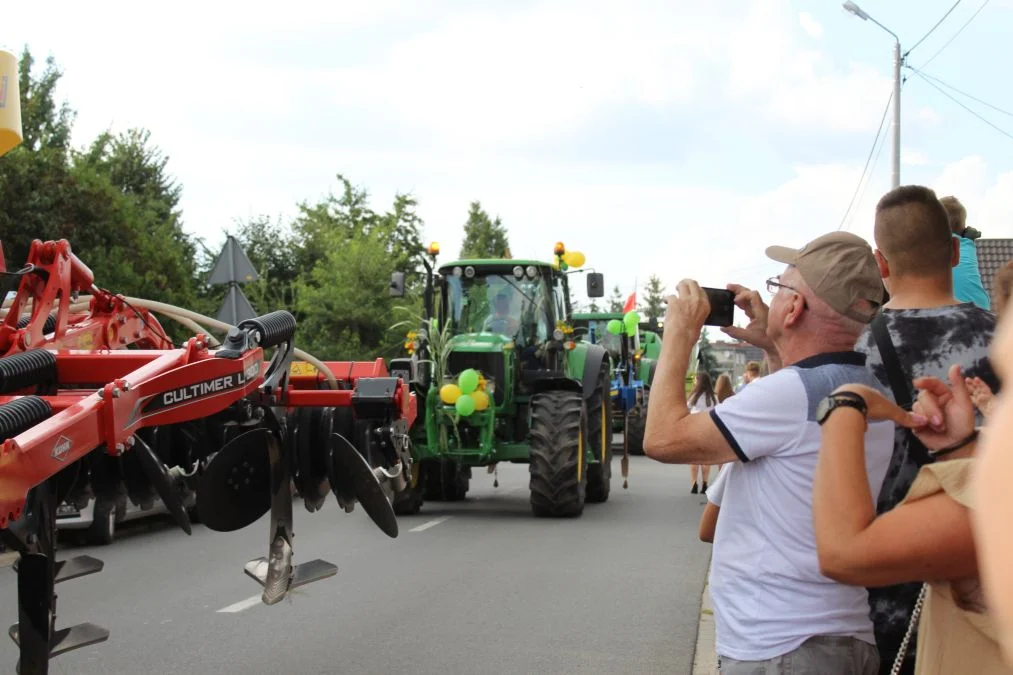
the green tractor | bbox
[387,242,615,518]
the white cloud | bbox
[902,149,931,166]
[799,12,825,39]
[917,107,942,127]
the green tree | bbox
[228,215,300,313]
[697,328,719,379]
[643,275,666,324]
[290,173,427,359]
[588,299,601,313]
[0,48,202,322]
[459,201,510,259]
[607,284,624,313]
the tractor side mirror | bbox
[390,271,406,297]
[586,273,604,298]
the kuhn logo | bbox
[51,436,72,462]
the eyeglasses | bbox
[765,276,799,295]
[766,276,809,310]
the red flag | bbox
[622,292,636,313]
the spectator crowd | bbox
[644,186,1013,674]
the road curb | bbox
[692,560,718,675]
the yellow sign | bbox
[290,361,319,376]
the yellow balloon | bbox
[563,251,586,268]
[439,383,462,404]
[470,390,490,411]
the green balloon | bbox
[606,319,624,335]
[625,322,638,337]
[455,394,476,416]
[623,310,640,327]
[458,368,480,394]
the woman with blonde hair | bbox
[715,372,735,403]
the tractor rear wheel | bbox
[626,387,649,456]
[586,363,612,503]
[529,390,587,517]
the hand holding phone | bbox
[662,281,736,329]
[702,287,735,327]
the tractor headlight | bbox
[553,328,565,341]
[513,265,524,279]
[526,265,538,279]
[465,266,476,278]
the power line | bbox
[910,69,1013,141]
[918,0,991,69]
[905,0,963,57]
[839,90,893,231]
[908,66,1013,118]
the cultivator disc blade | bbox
[132,435,191,535]
[328,433,398,539]
[196,428,271,532]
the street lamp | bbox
[843,1,901,190]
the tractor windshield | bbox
[444,272,552,346]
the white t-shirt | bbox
[689,394,716,414]
[707,352,894,661]
[706,464,732,507]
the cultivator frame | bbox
[0,238,417,674]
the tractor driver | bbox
[483,289,522,337]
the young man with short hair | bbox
[645,231,892,674]
[858,185,999,674]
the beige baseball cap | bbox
[766,231,885,323]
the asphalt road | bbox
[0,456,712,675]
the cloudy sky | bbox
[6,0,1013,311]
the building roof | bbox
[975,238,1013,299]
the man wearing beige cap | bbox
[645,231,891,674]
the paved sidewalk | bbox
[692,561,719,675]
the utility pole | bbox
[843,1,901,189]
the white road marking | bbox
[409,516,452,532]
[217,595,262,613]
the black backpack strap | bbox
[870,313,913,409]
[870,313,931,466]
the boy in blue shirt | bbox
[941,195,990,310]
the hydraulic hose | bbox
[3,294,339,389]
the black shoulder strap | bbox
[870,313,913,409]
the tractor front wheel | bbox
[393,462,426,515]
[529,390,588,518]
[586,363,612,504]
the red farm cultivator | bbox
[0,239,417,674]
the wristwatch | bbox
[816,391,868,425]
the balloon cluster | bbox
[607,310,640,338]
[552,250,586,271]
[438,368,491,417]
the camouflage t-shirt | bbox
[855,302,998,674]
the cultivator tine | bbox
[132,434,191,535]
[328,433,398,539]
[8,482,109,675]
[243,430,337,604]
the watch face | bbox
[816,396,834,423]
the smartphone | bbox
[703,287,735,327]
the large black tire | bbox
[422,460,469,501]
[586,363,612,503]
[393,462,426,515]
[626,387,649,456]
[529,390,588,517]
